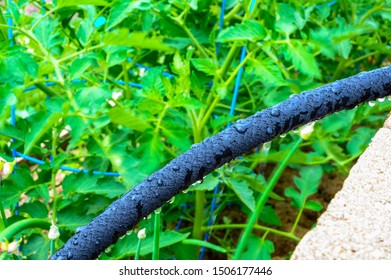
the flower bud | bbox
[0,157,16,180]
[48,221,60,240]
[299,122,315,140]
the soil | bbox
[204,166,347,260]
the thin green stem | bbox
[233,137,303,260]
[0,203,7,230]
[290,207,304,235]
[122,60,131,100]
[134,239,142,260]
[218,44,240,78]
[50,128,59,223]
[0,218,51,242]
[57,44,104,63]
[359,4,384,25]
[202,224,300,242]
[152,211,161,260]
[193,191,205,240]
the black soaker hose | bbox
[50,66,391,260]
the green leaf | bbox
[107,0,152,30]
[108,145,145,189]
[346,127,374,156]
[32,17,64,50]
[22,234,50,260]
[18,201,48,219]
[227,179,255,211]
[304,200,323,212]
[76,19,94,46]
[74,87,111,116]
[103,30,174,52]
[69,56,94,80]
[66,116,87,151]
[216,20,267,42]
[241,234,274,260]
[24,111,62,154]
[62,173,99,198]
[108,107,151,132]
[285,40,320,78]
[56,0,109,8]
[57,206,94,231]
[108,231,190,258]
[77,178,127,199]
[285,166,323,209]
[310,28,336,59]
[134,132,165,175]
[189,173,220,191]
[245,55,286,87]
[191,58,217,76]
[0,124,25,141]
[260,205,281,226]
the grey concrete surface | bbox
[291,115,391,260]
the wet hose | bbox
[50,66,391,260]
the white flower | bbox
[48,221,60,240]
[299,122,315,140]
[137,228,146,240]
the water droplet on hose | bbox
[154,207,162,214]
[233,124,248,134]
[157,179,163,186]
[190,144,198,150]
[368,100,376,107]
[73,240,79,245]
[270,108,280,117]
[168,197,175,204]
[172,165,180,171]
[266,127,273,134]
[67,253,73,260]
[95,240,101,245]
[377,97,385,103]
[182,188,189,194]
[147,177,153,182]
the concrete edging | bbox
[291,115,391,260]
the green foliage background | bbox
[0,0,390,260]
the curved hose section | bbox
[50,66,391,260]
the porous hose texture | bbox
[50,66,391,260]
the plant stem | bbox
[0,218,51,242]
[233,137,303,260]
[290,207,304,235]
[134,239,142,260]
[50,128,59,223]
[202,224,300,241]
[0,203,7,231]
[152,212,160,260]
[122,60,131,100]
